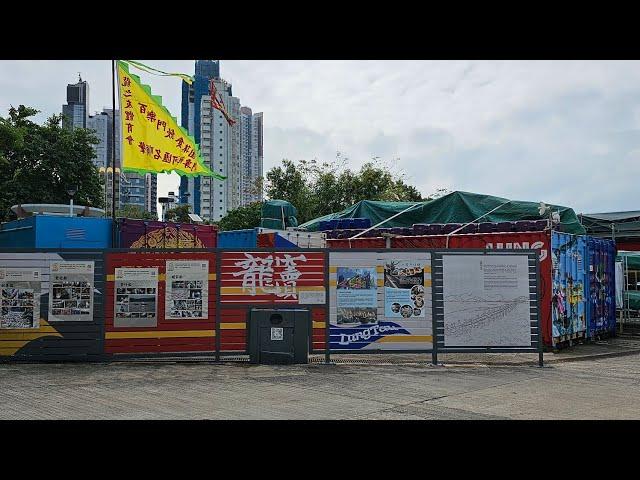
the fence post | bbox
[431,250,439,366]
[215,248,221,362]
[324,249,331,364]
[536,251,544,367]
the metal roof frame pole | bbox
[349,203,423,240]
[445,200,512,248]
[324,251,331,365]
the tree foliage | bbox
[217,202,262,231]
[264,157,427,224]
[116,204,157,220]
[0,105,104,222]
[164,204,192,223]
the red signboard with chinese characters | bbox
[220,251,326,304]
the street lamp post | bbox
[67,185,77,217]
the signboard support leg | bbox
[215,249,221,363]
[324,251,332,365]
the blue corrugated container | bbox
[0,216,112,249]
[217,228,259,248]
[551,232,587,340]
[586,237,616,338]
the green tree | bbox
[116,204,157,220]
[165,204,192,223]
[0,105,104,222]
[217,202,262,231]
[264,156,427,224]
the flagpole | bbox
[111,59,117,246]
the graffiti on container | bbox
[551,236,586,338]
[232,253,307,299]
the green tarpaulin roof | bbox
[617,251,640,270]
[298,191,586,235]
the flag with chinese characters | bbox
[117,60,225,179]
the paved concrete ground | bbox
[2,337,640,420]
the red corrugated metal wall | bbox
[105,252,216,354]
[327,238,387,248]
[219,251,327,353]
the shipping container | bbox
[217,228,259,248]
[259,228,326,248]
[0,216,112,249]
[550,232,587,339]
[117,219,216,249]
[221,228,326,249]
[327,237,387,249]
[586,237,616,338]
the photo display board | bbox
[48,261,94,322]
[384,260,427,319]
[114,267,158,327]
[336,266,377,326]
[165,260,208,320]
[0,268,40,329]
[434,251,538,349]
[329,251,432,351]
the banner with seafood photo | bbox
[329,251,432,351]
[384,260,427,320]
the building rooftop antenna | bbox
[78,72,82,82]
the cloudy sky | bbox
[1,59,638,214]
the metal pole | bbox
[111,60,117,246]
[324,250,331,364]
[445,200,512,248]
[349,203,423,240]
[69,197,73,217]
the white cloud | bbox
[1,59,639,215]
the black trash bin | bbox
[248,309,310,364]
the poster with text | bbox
[165,260,208,320]
[49,261,94,322]
[384,260,426,319]
[114,267,158,328]
[0,268,40,329]
[442,254,532,347]
[336,267,378,326]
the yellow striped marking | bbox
[0,319,62,356]
[377,279,384,287]
[312,321,326,329]
[220,323,246,330]
[424,265,432,273]
[329,280,337,287]
[377,335,433,343]
[329,266,338,273]
[220,286,325,295]
[376,266,384,273]
[106,330,215,339]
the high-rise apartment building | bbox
[61,74,158,218]
[179,60,263,222]
[62,75,89,130]
[86,112,109,169]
